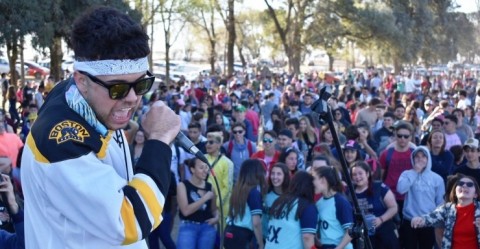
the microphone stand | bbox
[311,87,373,249]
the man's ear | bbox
[73,71,88,95]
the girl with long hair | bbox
[224,159,267,249]
[351,161,399,249]
[262,163,290,240]
[298,116,318,162]
[320,125,334,148]
[265,171,318,249]
[427,129,454,184]
[131,129,146,167]
[464,105,477,133]
[313,166,354,249]
[176,158,218,249]
[278,148,299,177]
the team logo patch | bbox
[49,120,90,144]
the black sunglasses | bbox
[207,140,217,145]
[232,130,244,134]
[79,70,155,100]
[458,181,475,188]
[396,134,410,139]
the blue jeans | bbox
[177,221,217,249]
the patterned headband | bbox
[73,57,149,76]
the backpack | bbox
[226,139,253,158]
[383,147,414,181]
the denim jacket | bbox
[422,201,480,249]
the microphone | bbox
[175,132,210,165]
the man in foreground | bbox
[21,7,180,248]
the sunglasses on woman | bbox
[457,181,475,188]
[79,70,155,100]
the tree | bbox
[156,0,187,84]
[264,0,315,74]
[184,0,219,74]
[0,0,39,84]
[235,10,267,66]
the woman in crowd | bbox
[464,105,477,134]
[320,125,334,148]
[397,146,445,249]
[357,122,378,159]
[426,129,454,184]
[224,159,266,249]
[176,158,218,249]
[298,116,318,162]
[265,109,285,135]
[343,140,363,168]
[313,166,354,249]
[262,163,290,240]
[278,148,299,177]
[411,174,480,248]
[334,108,350,130]
[404,105,421,140]
[131,129,146,167]
[265,171,317,249]
[351,161,399,249]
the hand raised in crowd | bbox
[141,100,180,144]
[0,174,18,215]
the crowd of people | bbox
[2,5,480,249]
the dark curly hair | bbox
[69,6,149,60]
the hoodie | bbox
[397,146,445,220]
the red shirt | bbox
[251,150,281,177]
[452,203,478,249]
[379,149,413,200]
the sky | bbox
[456,0,478,13]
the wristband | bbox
[379,216,384,223]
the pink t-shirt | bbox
[445,133,462,150]
[379,149,413,200]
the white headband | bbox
[73,57,149,76]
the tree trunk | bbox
[6,38,19,86]
[393,57,402,75]
[209,39,216,75]
[165,41,171,85]
[50,35,63,82]
[226,0,236,77]
[237,45,246,68]
[327,52,335,72]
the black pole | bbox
[311,87,373,249]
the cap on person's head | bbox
[424,99,433,106]
[222,96,231,103]
[234,105,246,113]
[278,129,293,139]
[343,140,361,151]
[463,138,479,150]
[219,84,226,89]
